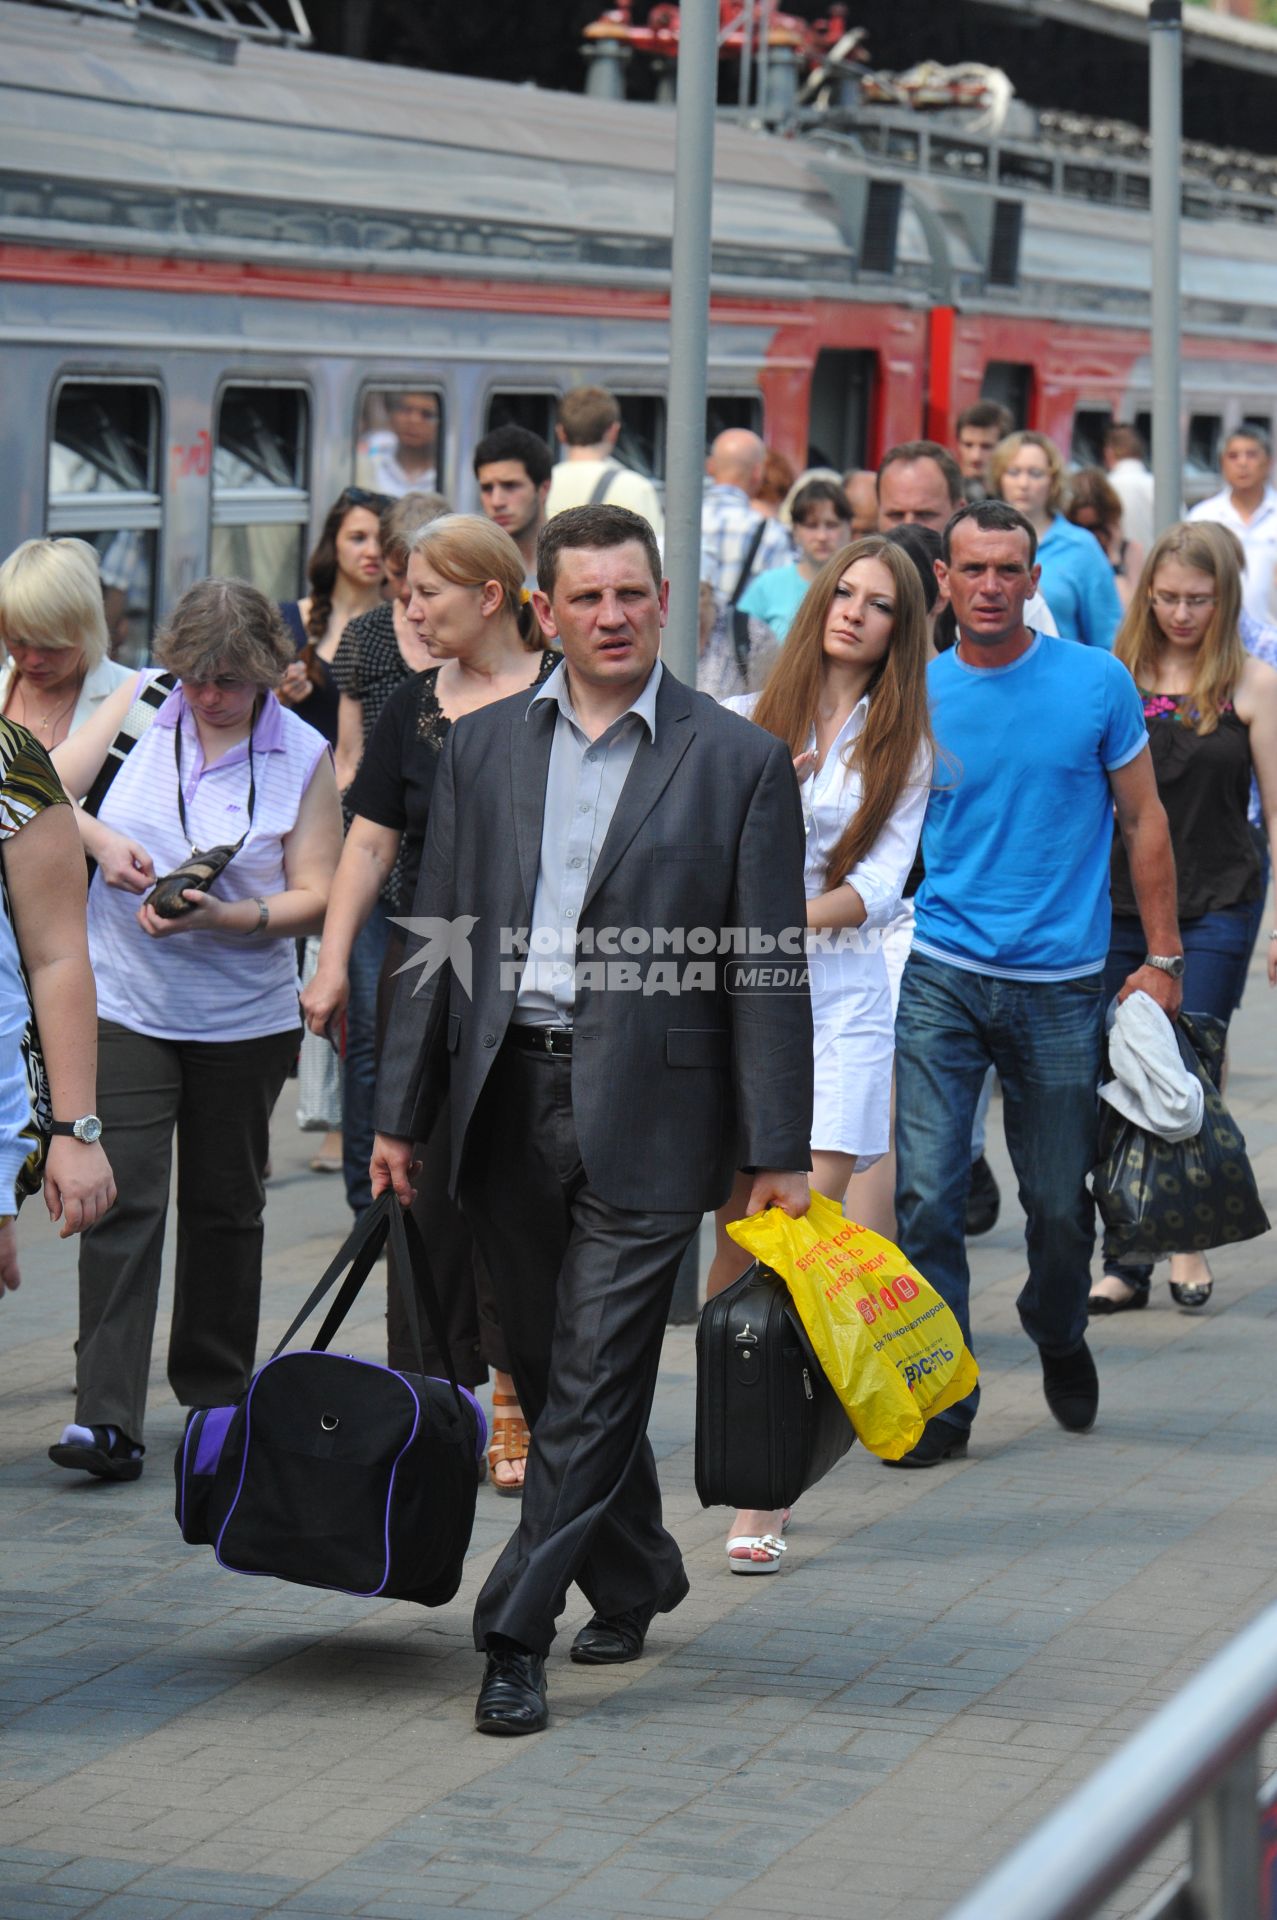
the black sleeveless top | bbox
[1110,692,1261,922]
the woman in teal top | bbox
[737,478,850,643]
[990,431,1123,650]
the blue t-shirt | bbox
[1036,514,1123,651]
[736,562,809,642]
[913,634,1147,980]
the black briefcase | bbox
[695,1261,854,1510]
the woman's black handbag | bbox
[1093,1012,1270,1264]
[695,1261,854,1510]
[175,1193,485,1607]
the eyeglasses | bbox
[1151,592,1216,612]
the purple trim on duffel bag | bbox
[212,1355,423,1600]
[193,1404,236,1476]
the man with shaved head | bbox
[700,430,794,598]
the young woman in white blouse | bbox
[711,536,935,1572]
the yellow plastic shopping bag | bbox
[727,1189,978,1461]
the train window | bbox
[1071,409,1112,468]
[981,363,1034,430]
[1135,410,1154,458]
[1187,413,1223,479]
[807,350,875,471]
[47,381,162,667]
[1242,413,1272,443]
[356,386,444,497]
[706,394,763,444]
[485,391,559,446]
[608,394,665,481]
[211,385,310,602]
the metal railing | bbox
[943,1601,1277,1920]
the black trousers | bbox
[76,1019,298,1442]
[459,1043,700,1655]
[380,932,507,1385]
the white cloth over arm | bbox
[1099,990,1203,1142]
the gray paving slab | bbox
[2,950,1277,1920]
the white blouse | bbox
[723,690,930,930]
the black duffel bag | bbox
[175,1193,485,1607]
[1094,1011,1270,1265]
[695,1260,853,1511]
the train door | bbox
[807,349,876,472]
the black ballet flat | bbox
[1087,1282,1148,1316]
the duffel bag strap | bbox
[268,1191,394,1360]
[384,1204,469,1423]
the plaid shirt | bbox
[699,483,794,601]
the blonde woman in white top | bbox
[0,539,132,752]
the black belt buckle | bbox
[542,1027,572,1057]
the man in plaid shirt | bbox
[699,430,793,600]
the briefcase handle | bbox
[268,1193,468,1423]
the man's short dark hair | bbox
[557,386,621,447]
[1226,423,1272,460]
[878,440,963,507]
[940,499,1038,566]
[472,425,553,488]
[884,524,942,613]
[1104,421,1146,463]
[536,504,661,597]
[956,400,1015,439]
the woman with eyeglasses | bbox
[277,487,389,766]
[46,579,342,1480]
[1090,522,1277,1317]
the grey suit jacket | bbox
[374,666,814,1213]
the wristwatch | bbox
[49,1115,104,1144]
[1143,953,1186,980]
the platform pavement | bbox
[2,964,1277,1920]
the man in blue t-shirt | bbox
[892,501,1183,1462]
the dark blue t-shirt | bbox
[913,634,1147,980]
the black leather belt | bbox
[506,1026,573,1057]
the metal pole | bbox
[738,0,756,116]
[1150,0,1182,533]
[755,0,773,126]
[662,0,717,688]
[1188,1749,1260,1920]
[662,0,718,1321]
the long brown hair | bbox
[1114,520,1244,736]
[752,537,933,886]
[304,486,390,640]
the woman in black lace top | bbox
[303,514,555,1493]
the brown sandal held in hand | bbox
[488,1392,530,1497]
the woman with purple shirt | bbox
[47,580,342,1481]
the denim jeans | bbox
[894,952,1104,1434]
[1103,907,1253,1028]
[342,900,391,1218]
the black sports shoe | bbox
[882,1421,969,1469]
[965,1154,1000,1237]
[1041,1340,1098,1433]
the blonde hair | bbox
[1114,520,1245,736]
[0,537,109,669]
[988,431,1068,516]
[409,513,547,650]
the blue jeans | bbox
[894,952,1105,1434]
[342,901,391,1218]
[1103,907,1253,1027]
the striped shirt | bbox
[89,679,328,1042]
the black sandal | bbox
[48,1424,144,1482]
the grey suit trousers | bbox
[460,1041,699,1654]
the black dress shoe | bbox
[474,1646,548,1736]
[882,1420,969,1469]
[1041,1340,1098,1433]
[965,1154,1000,1237]
[1087,1282,1148,1316]
[570,1603,656,1665]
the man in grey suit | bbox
[372,504,813,1736]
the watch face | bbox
[74,1116,103,1144]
